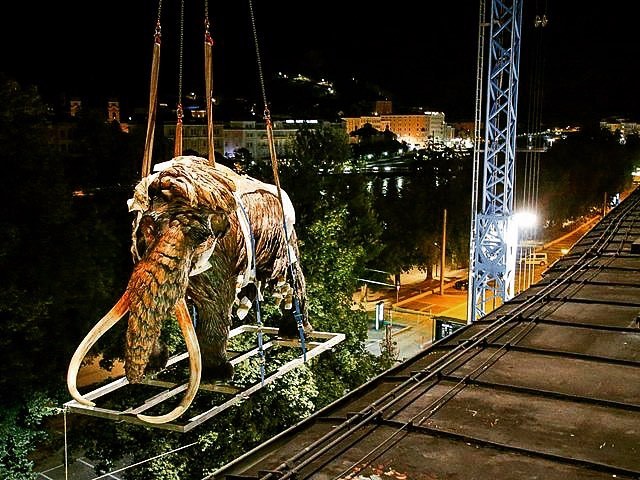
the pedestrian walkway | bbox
[357,267,469,362]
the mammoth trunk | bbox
[125,227,193,383]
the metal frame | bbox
[470,0,523,322]
[64,326,345,432]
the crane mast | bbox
[469,0,524,322]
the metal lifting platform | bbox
[64,325,345,432]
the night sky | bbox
[1,1,637,125]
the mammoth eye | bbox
[209,211,229,238]
[140,215,156,242]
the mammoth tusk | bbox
[137,298,202,424]
[67,292,131,406]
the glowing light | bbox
[514,211,538,229]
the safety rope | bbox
[63,407,68,480]
[174,0,185,158]
[247,0,307,361]
[141,1,163,179]
[204,0,215,166]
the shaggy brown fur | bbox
[125,156,309,381]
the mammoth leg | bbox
[188,275,236,381]
[277,261,312,339]
[277,298,310,338]
[146,340,170,374]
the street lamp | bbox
[514,210,539,293]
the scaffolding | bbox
[65,326,344,433]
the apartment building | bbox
[600,117,640,136]
[342,111,449,149]
[163,119,324,161]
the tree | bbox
[0,75,81,479]
[537,129,639,235]
[0,75,147,478]
[248,122,383,265]
[302,207,385,406]
[370,144,472,276]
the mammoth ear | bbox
[209,209,230,238]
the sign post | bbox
[375,301,385,330]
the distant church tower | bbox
[107,101,121,123]
[70,99,82,117]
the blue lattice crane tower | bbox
[468,0,524,322]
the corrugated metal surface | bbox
[210,187,640,480]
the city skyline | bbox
[1,1,637,125]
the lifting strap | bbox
[144,0,216,175]
[204,1,215,167]
[141,3,163,179]
[248,0,307,360]
[174,0,185,158]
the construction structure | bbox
[469,0,524,322]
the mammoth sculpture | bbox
[67,155,312,423]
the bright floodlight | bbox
[514,211,538,229]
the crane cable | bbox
[518,0,548,292]
[247,0,307,360]
[141,0,163,179]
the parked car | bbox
[454,279,469,291]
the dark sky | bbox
[1,1,637,125]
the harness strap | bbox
[204,10,215,167]
[233,191,256,290]
[266,115,307,361]
[235,194,265,384]
[141,20,162,178]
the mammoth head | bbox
[125,203,229,383]
[66,204,230,424]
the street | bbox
[362,216,601,362]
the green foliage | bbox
[371,145,472,274]
[0,76,73,400]
[0,393,58,480]
[0,76,135,403]
[537,129,640,235]
[301,207,382,407]
[0,76,141,476]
